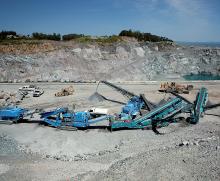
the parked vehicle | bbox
[33,89,44,97]
[19,85,44,97]
[19,85,37,93]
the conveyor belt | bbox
[96,81,156,110]
[97,81,136,99]
[93,92,126,105]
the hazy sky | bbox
[1,0,220,41]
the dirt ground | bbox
[0,82,220,181]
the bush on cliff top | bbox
[0,30,173,43]
[62,34,84,41]
[119,29,173,42]
[32,32,61,41]
[0,31,17,40]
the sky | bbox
[0,0,220,42]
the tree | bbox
[118,29,173,42]
[32,32,61,41]
[0,31,17,40]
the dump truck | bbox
[159,82,193,94]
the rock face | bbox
[0,41,220,82]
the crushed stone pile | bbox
[88,92,106,103]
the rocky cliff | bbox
[0,40,220,82]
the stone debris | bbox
[179,141,190,146]
[178,136,219,147]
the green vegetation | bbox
[96,35,122,43]
[0,29,173,44]
[119,29,173,42]
[0,39,41,45]
[75,35,122,44]
[62,34,84,41]
[0,31,38,45]
[62,33,122,43]
[0,31,17,40]
[32,32,61,41]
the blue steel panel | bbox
[0,107,26,121]
[111,98,186,129]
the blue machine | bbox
[190,87,208,124]
[111,97,187,129]
[0,84,216,134]
[0,107,27,123]
[121,96,145,119]
[40,107,111,129]
[95,81,156,119]
[169,87,208,124]
[110,87,209,131]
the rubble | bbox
[178,136,219,147]
[179,141,190,146]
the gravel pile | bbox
[0,134,22,156]
[88,92,106,103]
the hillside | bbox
[0,39,220,82]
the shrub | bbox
[119,29,173,42]
[0,31,17,40]
[32,32,61,41]
[62,34,84,41]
